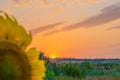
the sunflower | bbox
[0,11,46,80]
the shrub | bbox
[63,62,87,79]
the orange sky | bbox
[0,0,120,58]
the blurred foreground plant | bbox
[0,11,46,80]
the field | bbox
[41,57,120,80]
[55,76,120,80]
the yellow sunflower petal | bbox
[27,48,46,80]
[0,11,32,49]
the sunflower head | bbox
[0,11,46,80]
[0,41,31,80]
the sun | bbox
[51,55,56,59]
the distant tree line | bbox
[39,52,120,80]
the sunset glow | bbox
[1,0,120,58]
[51,56,56,59]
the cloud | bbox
[13,0,29,4]
[106,26,120,31]
[44,3,120,36]
[12,0,47,6]
[61,3,120,31]
[79,0,106,5]
[58,0,106,6]
[108,43,120,48]
[12,0,105,7]
[31,22,63,35]
[43,30,60,36]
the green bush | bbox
[45,70,56,80]
[63,62,87,79]
[81,62,92,70]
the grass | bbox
[55,76,80,80]
[86,76,120,80]
[55,75,120,80]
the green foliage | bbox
[63,62,79,76]
[55,76,80,80]
[81,62,93,70]
[86,76,120,80]
[43,57,120,80]
[45,70,56,80]
[39,51,45,60]
[60,62,87,79]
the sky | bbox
[0,0,120,58]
